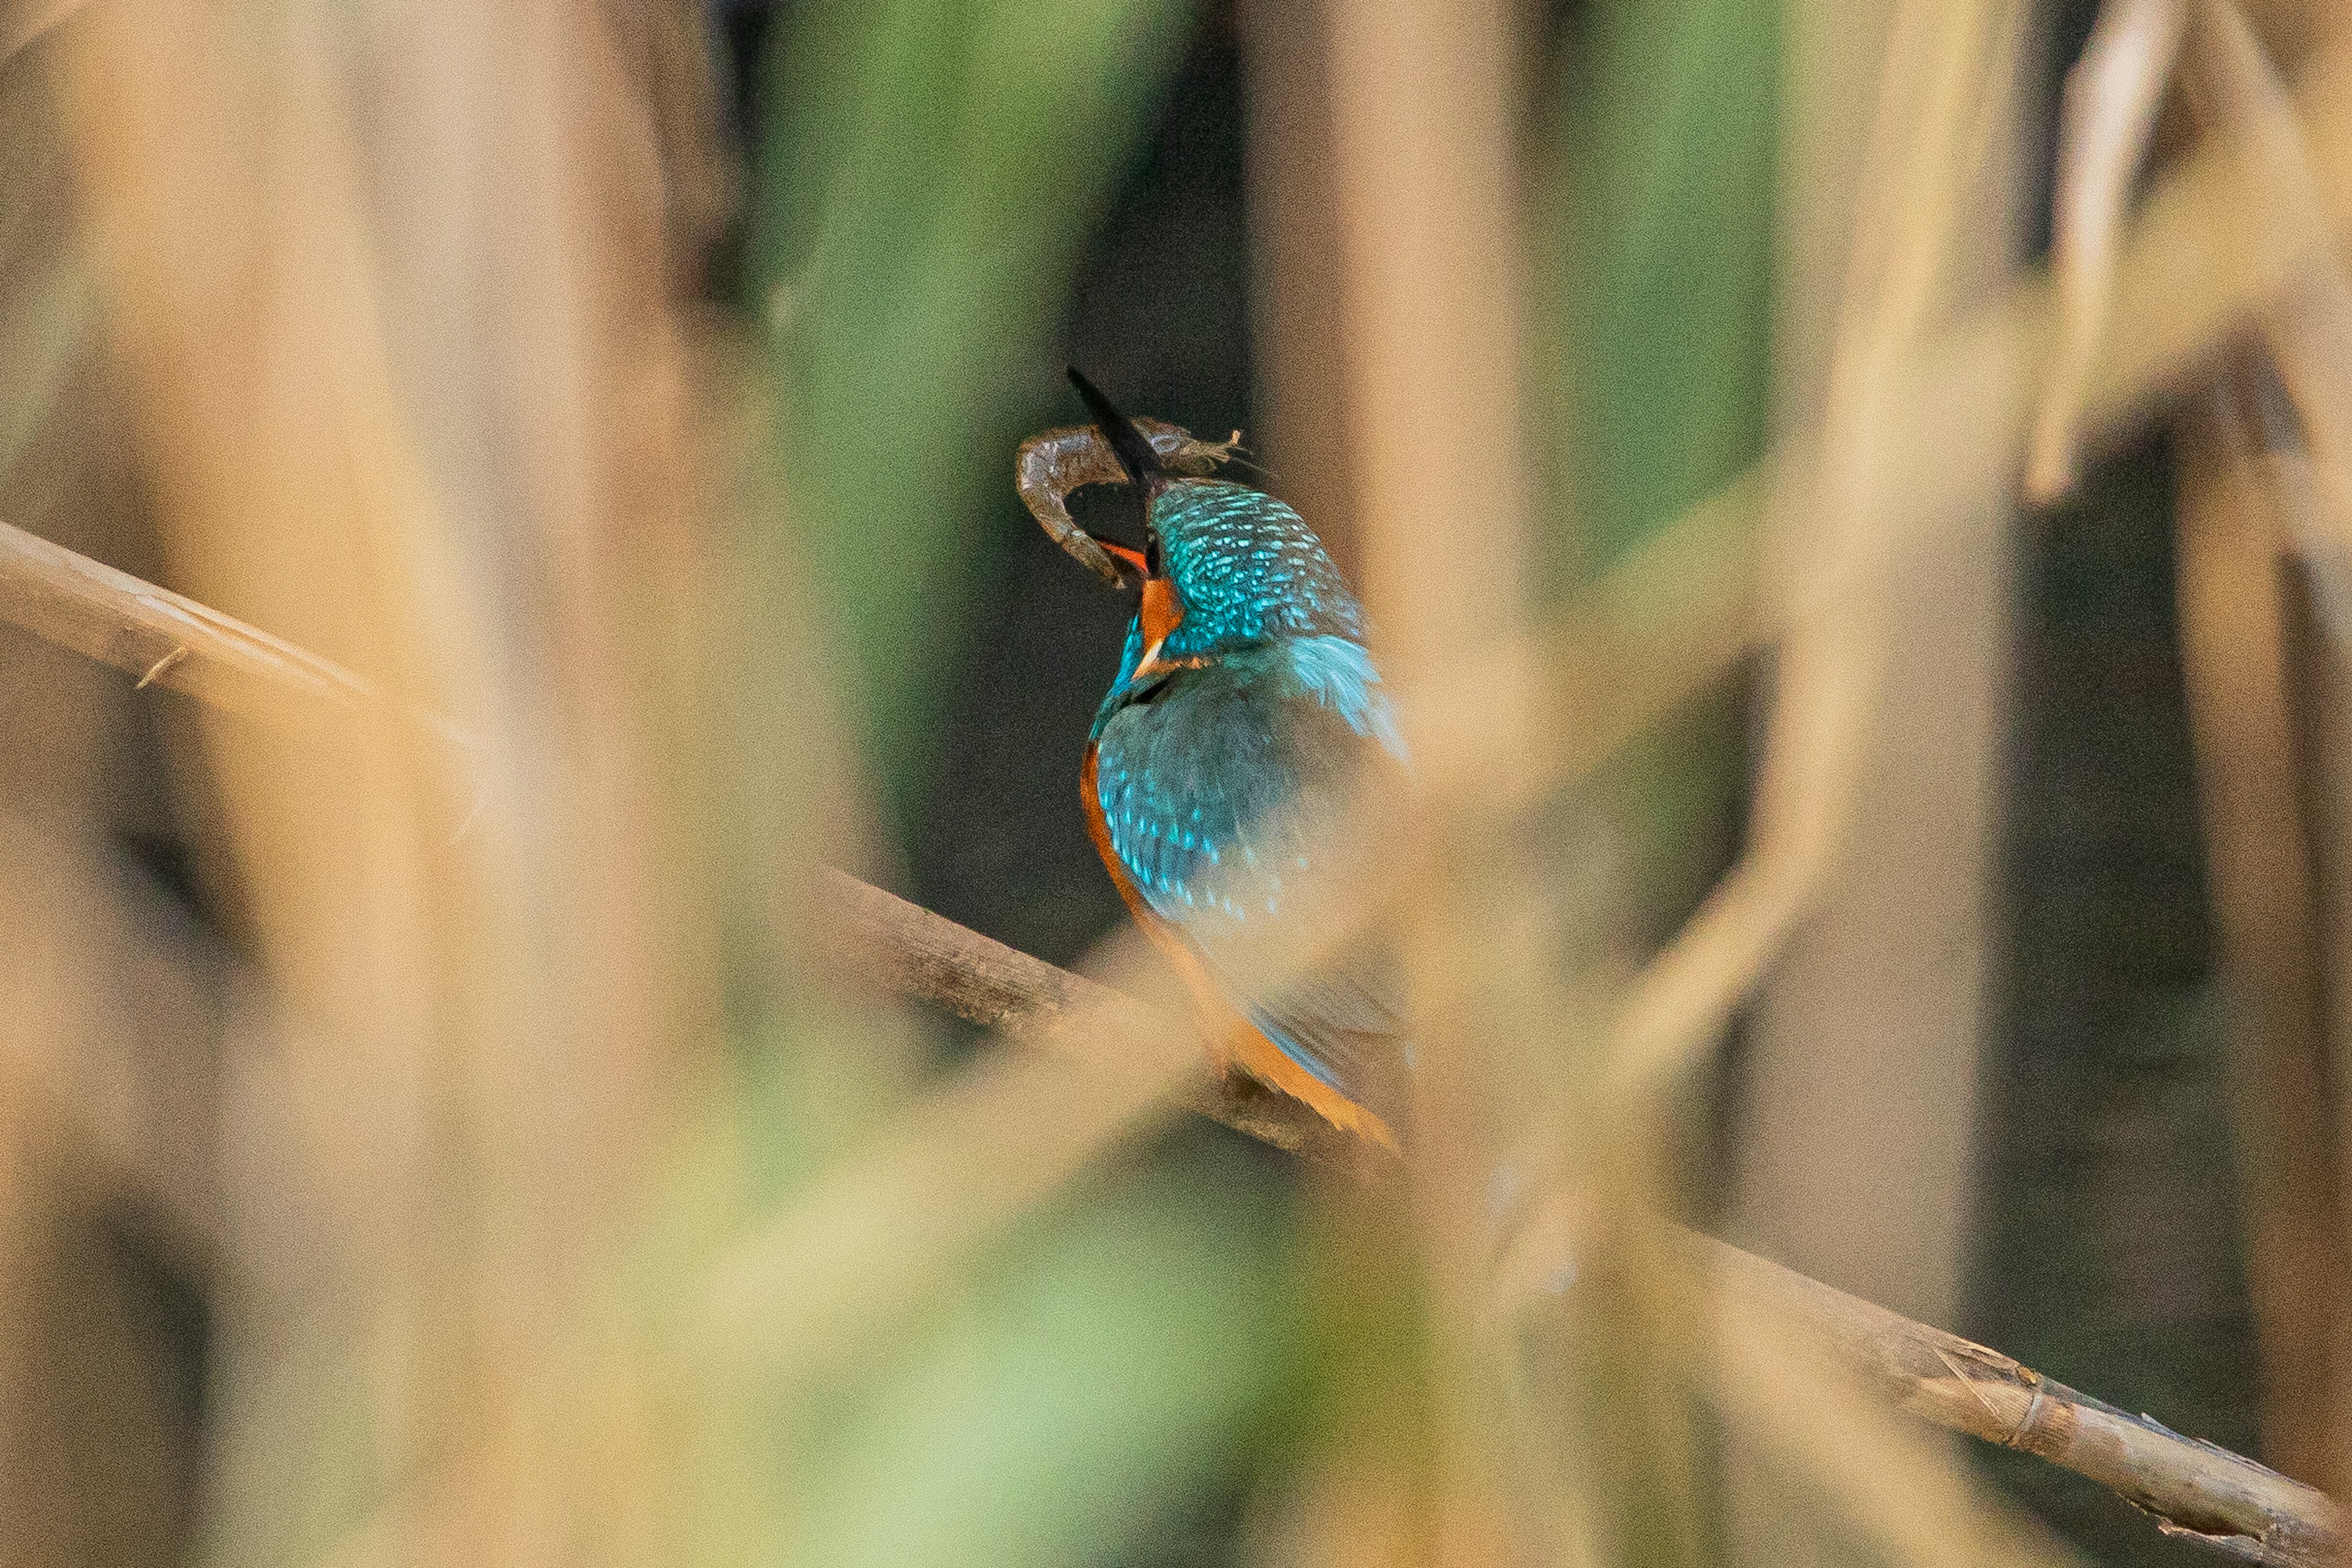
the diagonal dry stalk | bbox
[2028,0,2187,502]
[1607,0,2021,1110]
[2042,0,2352,570]
[1496,10,2056,1561]
[2182,1,2352,543]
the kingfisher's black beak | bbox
[1068,368,1169,501]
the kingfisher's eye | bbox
[1144,533,1162,575]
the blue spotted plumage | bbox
[1093,630,1407,1103]
[1026,375,1410,1147]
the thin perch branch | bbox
[0,516,376,717]
[812,867,1368,1170]
[1700,1228,2337,1566]
[0,516,478,760]
[836,856,2339,1559]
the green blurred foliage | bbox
[752,0,1199,818]
[1539,0,1777,946]
[785,1142,1306,1568]
[1546,0,1778,578]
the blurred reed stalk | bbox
[2174,366,2349,1492]
[2036,0,2352,1494]
[41,1,772,1560]
[1730,0,2024,1336]
[1314,0,1569,1562]
[2172,2,2352,1506]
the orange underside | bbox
[1080,745,1397,1151]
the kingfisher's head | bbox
[1051,369,1365,662]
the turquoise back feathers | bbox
[1084,473,1409,1123]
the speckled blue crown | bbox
[1151,481,1365,656]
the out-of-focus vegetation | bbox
[0,0,2339,1565]
[753,0,1197,810]
[1541,0,1776,948]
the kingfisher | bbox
[1016,369,1410,1150]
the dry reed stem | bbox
[1605,0,2016,1107]
[1590,7,2352,1111]
[2076,26,2352,437]
[2023,0,2352,494]
[0,500,2333,1551]
[2182,6,2352,456]
[1318,0,1542,1559]
[55,2,735,1558]
[0,515,380,718]
[2174,375,2352,1489]
[2186,1,2352,556]
[2036,0,2352,1488]
[54,32,530,1561]
[1604,12,2032,1568]
[2027,0,2187,502]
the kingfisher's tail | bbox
[1066,367,1167,498]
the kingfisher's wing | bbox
[1091,637,1408,1119]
